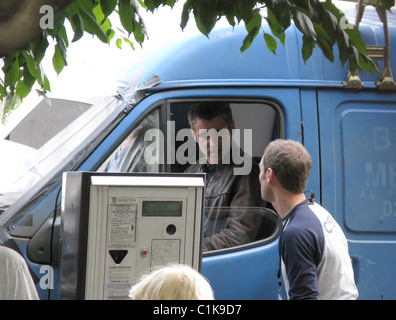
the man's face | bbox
[191,115,233,164]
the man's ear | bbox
[190,128,198,142]
[266,168,275,183]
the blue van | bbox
[0,4,395,300]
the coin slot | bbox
[166,224,177,235]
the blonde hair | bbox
[129,264,214,300]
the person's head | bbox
[188,102,235,164]
[129,264,214,300]
[259,139,312,201]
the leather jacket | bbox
[185,156,266,251]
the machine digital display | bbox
[142,201,182,217]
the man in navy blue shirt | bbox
[259,139,358,300]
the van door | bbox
[92,87,301,299]
[317,89,396,300]
[164,88,302,299]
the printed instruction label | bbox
[108,197,137,242]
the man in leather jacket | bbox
[185,102,266,251]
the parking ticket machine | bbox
[60,172,205,299]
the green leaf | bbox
[107,28,115,40]
[0,83,6,98]
[43,73,50,91]
[236,0,254,22]
[336,29,350,66]
[50,9,67,37]
[307,0,324,22]
[294,10,317,41]
[78,8,109,43]
[30,34,49,63]
[322,11,338,44]
[116,38,123,49]
[22,65,36,89]
[144,0,156,12]
[222,0,236,27]
[264,33,278,55]
[379,0,395,10]
[56,34,68,64]
[21,51,41,81]
[123,37,135,50]
[74,0,94,13]
[58,25,69,47]
[137,0,147,10]
[194,0,217,37]
[317,37,334,62]
[348,45,359,73]
[4,55,22,88]
[302,35,315,63]
[133,21,145,44]
[359,53,380,75]
[119,0,135,36]
[322,1,344,20]
[181,0,193,30]
[16,80,30,100]
[53,44,66,74]
[313,23,333,47]
[241,25,260,52]
[266,8,286,46]
[270,0,292,30]
[241,9,262,52]
[345,26,367,54]
[166,0,176,8]
[71,13,84,43]
[100,0,118,17]
[2,94,21,122]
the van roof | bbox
[129,6,396,90]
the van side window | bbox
[169,101,279,171]
[98,101,282,253]
[169,100,282,253]
[98,108,161,173]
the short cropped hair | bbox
[188,102,233,131]
[263,139,312,194]
[129,264,214,300]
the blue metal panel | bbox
[129,25,353,88]
[123,8,396,92]
[300,89,321,203]
[341,108,396,233]
[349,241,396,300]
[202,239,280,300]
[318,89,396,300]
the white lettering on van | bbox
[365,162,396,188]
[365,162,386,187]
[374,126,391,150]
[383,200,396,217]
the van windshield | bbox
[0,96,121,212]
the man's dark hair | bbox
[263,139,312,194]
[188,102,233,130]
